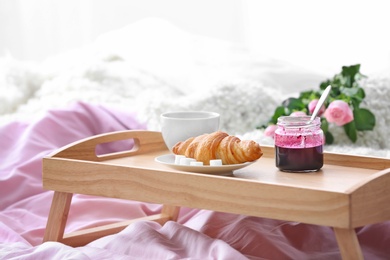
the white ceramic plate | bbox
[155,154,255,175]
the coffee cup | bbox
[160,111,220,151]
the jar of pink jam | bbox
[274,116,324,172]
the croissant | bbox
[172,131,263,165]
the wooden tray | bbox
[42,130,390,259]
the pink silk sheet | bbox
[0,102,389,260]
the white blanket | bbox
[1,18,389,157]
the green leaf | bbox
[299,90,321,105]
[271,106,286,124]
[282,98,306,111]
[341,64,361,88]
[353,108,376,130]
[324,131,334,144]
[351,88,366,109]
[356,87,365,99]
[341,64,360,77]
[343,121,357,143]
[320,81,331,90]
[341,87,359,97]
[320,117,329,133]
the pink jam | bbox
[274,116,324,172]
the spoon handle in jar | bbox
[310,85,331,122]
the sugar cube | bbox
[209,159,222,166]
[175,155,186,164]
[180,158,196,165]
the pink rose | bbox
[290,111,307,117]
[308,99,326,117]
[324,100,354,126]
[264,124,277,138]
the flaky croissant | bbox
[172,131,263,165]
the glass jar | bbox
[274,116,324,172]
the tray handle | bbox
[48,130,167,161]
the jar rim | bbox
[277,116,321,128]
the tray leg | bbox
[43,199,180,247]
[43,191,73,243]
[333,227,363,260]
[161,204,180,222]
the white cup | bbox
[160,111,220,151]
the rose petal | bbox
[290,111,307,117]
[308,99,326,117]
[264,124,277,138]
[324,100,354,126]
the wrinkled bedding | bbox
[1,102,390,260]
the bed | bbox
[1,18,390,259]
